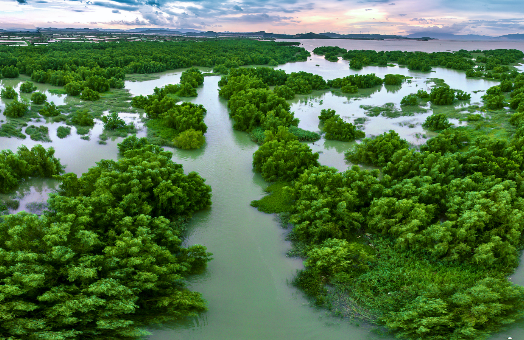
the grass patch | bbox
[25,125,51,142]
[56,126,71,139]
[48,89,68,95]
[0,122,26,139]
[145,119,178,147]
[76,126,90,135]
[360,103,427,118]
[250,182,293,214]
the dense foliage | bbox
[0,144,63,193]
[321,111,365,141]
[19,81,37,93]
[1,86,17,99]
[422,113,453,131]
[39,101,61,117]
[0,141,212,339]
[173,128,206,149]
[345,130,410,167]
[30,91,47,104]
[4,100,29,117]
[253,127,319,182]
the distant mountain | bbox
[406,32,497,40]
[499,34,524,40]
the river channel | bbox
[1,39,524,339]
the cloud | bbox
[110,17,148,25]
[92,1,139,11]
[233,5,243,11]
[389,2,395,5]
[15,0,27,4]
[112,9,120,12]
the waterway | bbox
[0,40,523,340]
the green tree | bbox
[173,128,205,149]
[345,130,410,167]
[19,81,37,93]
[323,115,365,141]
[253,128,319,182]
[31,92,47,105]
[4,100,29,118]
[1,86,17,99]
[0,145,212,339]
[423,113,453,131]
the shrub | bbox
[4,100,29,118]
[39,102,61,117]
[64,81,84,96]
[56,126,71,139]
[323,115,365,141]
[430,86,455,105]
[19,81,37,93]
[416,89,430,99]
[273,85,295,99]
[70,109,95,126]
[341,84,358,93]
[2,65,19,78]
[400,94,418,106]
[117,135,149,154]
[384,74,403,86]
[80,87,100,101]
[422,113,453,131]
[319,108,337,122]
[173,129,206,149]
[345,130,410,167]
[1,86,17,99]
[31,92,47,105]
[454,89,471,100]
[101,112,126,130]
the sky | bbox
[2,0,524,36]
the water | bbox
[0,39,523,340]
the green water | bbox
[1,40,523,339]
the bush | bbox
[422,113,453,131]
[341,84,358,93]
[39,101,61,117]
[19,81,37,93]
[56,126,71,139]
[400,94,418,106]
[163,102,207,133]
[345,130,410,167]
[1,86,17,99]
[304,239,374,283]
[31,92,47,105]
[101,112,126,130]
[384,74,404,86]
[173,128,206,149]
[416,89,430,99]
[70,109,95,126]
[4,100,29,118]
[273,85,295,99]
[454,89,471,100]
[420,128,469,153]
[430,86,455,105]
[64,81,84,96]
[253,127,319,182]
[323,115,365,141]
[117,135,149,154]
[319,108,337,122]
[2,65,19,78]
[80,87,100,101]
[25,125,50,142]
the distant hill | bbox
[406,32,497,40]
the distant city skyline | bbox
[1,0,524,37]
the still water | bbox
[0,40,523,339]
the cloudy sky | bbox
[2,0,524,36]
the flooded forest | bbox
[1,39,524,340]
